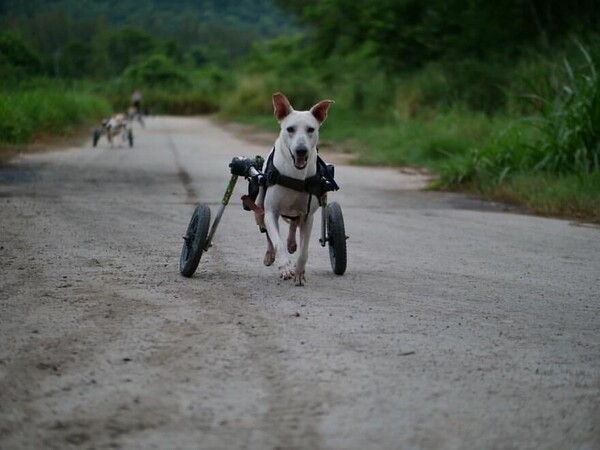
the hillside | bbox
[0,0,294,61]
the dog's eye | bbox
[307,127,315,134]
[286,126,295,133]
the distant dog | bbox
[254,93,334,286]
[99,113,132,147]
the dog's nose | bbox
[295,146,308,158]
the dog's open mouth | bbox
[294,159,307,169]
[293,152,308,169]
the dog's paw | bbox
[293,271,306,286]
[279,264,294,280]
[287,239,297,254]
[264,250,275,266]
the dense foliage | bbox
[277,0,599,69]
[0,0,292,82]
[0,86,110,143]
[0,0,598,220]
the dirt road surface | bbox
[1,116,599,450]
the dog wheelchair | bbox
[179,155,348,278]
[92,117,134,148]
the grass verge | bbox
[222,107,599,224]
[0,85,111,145]
[488,172,600,223]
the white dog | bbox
[104,113,128,146]
[97,113,134,148]
[254,93,334,286]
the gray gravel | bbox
[1,116,599,450]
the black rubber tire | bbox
[327,202,347,275]
[127,129,134,147]
[179,205,211,277]
[92,128,101,147]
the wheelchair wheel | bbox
[327,202,347,275]
[180,205,211,277]
[92,128,101,147]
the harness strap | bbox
[259,147,340,217]
[263,148,338,197]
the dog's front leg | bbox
[294,213,315,286]
[287,220,298,254]
[263,210,294,280]
[264,232,275,266]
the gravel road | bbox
[1,116,599,450]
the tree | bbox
[60,40,92,78]
[0,31,43,77]
[275,0,600,72]
[105,27,157,75]
[122,54,190,87]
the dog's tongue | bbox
[295,154,307,168]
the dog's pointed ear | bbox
[273,93,293,122]
[311,99,334,124]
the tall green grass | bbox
[426,43,600,221]
[525,44,600,174]
[221,38,600,221]
[0,85,111,144]
[492,171,600,221]
[327,107,509,169]
[437,43,600,185]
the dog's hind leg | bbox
[254,186,266,230]
[293,213,315,286]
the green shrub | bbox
[525,44,600,174]
[122,54,191,88]
[219,75,274,117]
[325,106,504,169]
[0,32,43,76]
[438,42,600,191]
[325,44,396,119]
[0,84,110,144]
[436,121,538,187]
[439,58,509,113]
[142,90,218,115]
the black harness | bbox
[263,148,339,198]
[240,148,339,221]
[260,148,339,219]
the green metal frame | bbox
[204,174,239,250]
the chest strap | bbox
[263,149,338,198]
